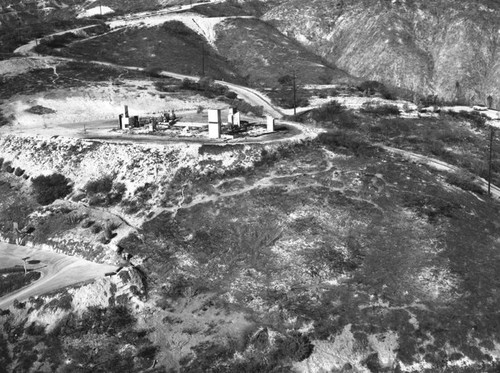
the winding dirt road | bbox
[382,144,500,199]
[0,243,117,309]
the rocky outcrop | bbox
[263,0,500,106]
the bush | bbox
[32,173,73,205]
[446,172,484,195]
[357,80,395,99]
[2,161,14,173]
[25,322,46,336]
[162,21,193,36]
[42,32,79,48]
[225,91,237,100]
[370,118,413,137]
[317,131,380,157]
[234,100,263,117]
[136,345,158,360]
[85,175,113,195]
[447,110,487,129]
[311,100,346,122]
[360,102,400,116]
[14,167,25,177]
[145,67,163,78]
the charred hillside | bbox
[264,0,500,106]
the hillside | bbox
[263,0,500,106]
[1,103,500,371]
[214,17,353,87]
[3,0,500,372]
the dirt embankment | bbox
[0,133,301,261]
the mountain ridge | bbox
[263,0,500,106]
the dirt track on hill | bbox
[382,144,500,199]
[0,243,117,309]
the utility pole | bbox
[488,126,495,196]
[293,70,297,120]
[100,0,102,16]
[201,43,205,76]
[21,256,30,276]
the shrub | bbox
[234,100,263,117]
[32,173,72,205]
[317,131,379,157]
[145,67,163,78]
[14,167,24,177]
[162,20,193,36]
[311,100,346,123]
[225,91,237,100]
[2,161,14,173]
[357,80,395,99]
[136,345,158,360]
[43,32,79,48]
[446,172,484,195]
[25,322,46,336]
[447,110,486,129]
[109,182,126,204]
[90,224,102,234]
[85,175,113,195]
[360,102,400,116]
[371,118,412,137]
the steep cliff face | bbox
[263,0,500,105]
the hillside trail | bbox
[381,144,500,199]
[146,146,384,220]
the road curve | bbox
[12,1,285,119]
[0,243,117,309]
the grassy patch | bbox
[61,22,242,83]
[0,61,146,100]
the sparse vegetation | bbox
[357,80,396,100]
[0,271,41,297]
[360,101,401,116]
[84,175,125,206]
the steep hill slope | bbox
[214,17,354,87]
[264,0,500,106]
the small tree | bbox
[487,95,493,109]
[276,73,309,111]
[32,173,72,205]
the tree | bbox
[276,73,309,113]
[487,95,493,109]
[31,173,72,205]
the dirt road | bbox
[382,145,500,199]
[0,243,117,309]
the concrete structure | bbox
[267,116,275,132]
[233,112,241,126]
[119,115,129,129]
[208,109,222,138]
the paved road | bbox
[0,243,117,309]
